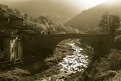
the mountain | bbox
[0,4,80,34]
[5,0,80,23]
[65,1,121,31]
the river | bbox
[35,41,90,81]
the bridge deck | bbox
[37,34,114,38]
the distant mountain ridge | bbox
[65,1,121,31]
[6,0,80,23]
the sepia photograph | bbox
[0,0,120,81]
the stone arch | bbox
[23,34,113,62]
[53,38,82,54]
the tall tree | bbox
[99,13,110,34]
[99,13,120,34]
[109,15,120,34]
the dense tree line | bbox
[82,13,121,81]
[87,13,120,35]
[99,13,120,34]
[0,4,80,34]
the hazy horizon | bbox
[0,0,115,23]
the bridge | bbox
[23,34,114,60]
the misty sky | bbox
[0,0,109,10]
[0,0,115,23]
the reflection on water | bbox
[59,42,89,74]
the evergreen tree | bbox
[99,13,109,29]
[99,13,120,34]
[109,15,120,34]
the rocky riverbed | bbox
[34,39,93,81]
[0,39,94,81]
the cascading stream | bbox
[36,41,90,81]
[59,42,89,74]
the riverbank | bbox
[34,39,94,81]
[0,39,93,81]
[81,49,121,81]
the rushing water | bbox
[36,42,90,81]
[59,42,89,74]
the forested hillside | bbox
[65,1,121,31]
[0,4,80,34]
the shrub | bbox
[108,50,121,70]
[114,35,121,49]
